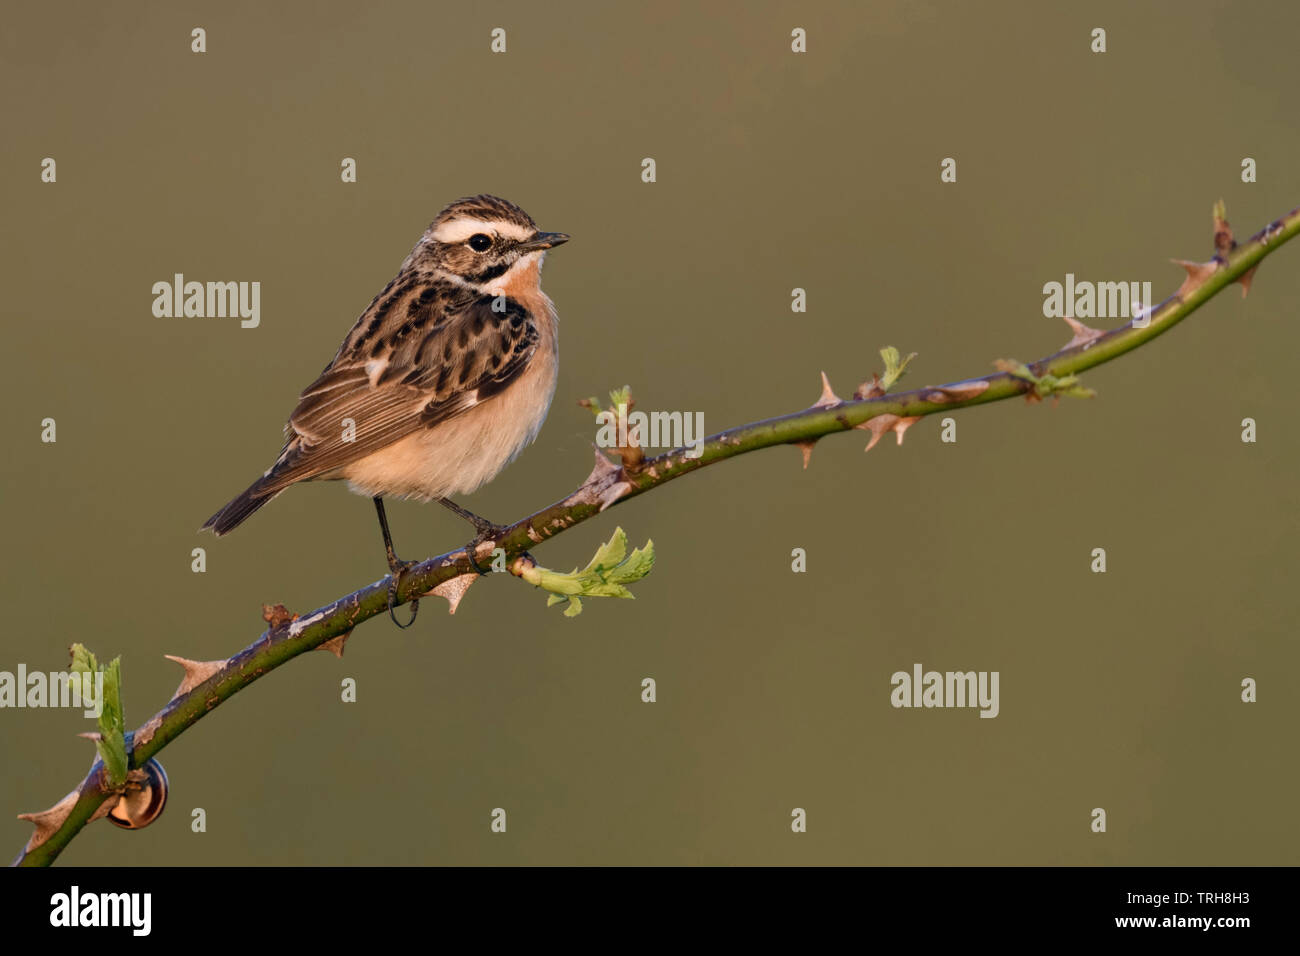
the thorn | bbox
[17,790,80,853]
[858,414,922,452]
[891,416,921,444]
[598,481,634,512]
[1238,265,1257,297]
[426,573,477,615]
[1061,315,1106,350]
[811,371,842,408]
[923,381,990,404]
[794,439,817,469]
[1208,200,1257,297]
[77,732,102,743]
[261,604,297,629]
[582,444,621,487]
[164,655,226,700]
[573,444,633,513]
[1172,259,1218,299]
[316,630,354,658]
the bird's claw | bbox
[464,522,509,575]
[386,558,419,629]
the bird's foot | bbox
[463,520,511,575]
[436,497,509,574]
[385,555,419,629]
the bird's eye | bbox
[468,233,493,252]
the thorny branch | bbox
[12,201,1300,866]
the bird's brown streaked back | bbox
[271,285,541,487]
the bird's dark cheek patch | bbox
[469,262,510,283]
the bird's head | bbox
[413,194,569,287]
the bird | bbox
[201,195,569,626]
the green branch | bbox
[12,201,1299,866]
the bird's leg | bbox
[436,496,507,538]
[436,497,509,574]
[374,497,418,628]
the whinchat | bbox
[202,195,569,624]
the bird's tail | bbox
[200,477,282,536]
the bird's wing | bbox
[258,282,540,491]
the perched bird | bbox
[202,195,569,625]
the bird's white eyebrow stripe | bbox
[431,217,533,244]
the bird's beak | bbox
[518,231,570,252]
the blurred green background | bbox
[2,0,1297,865]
